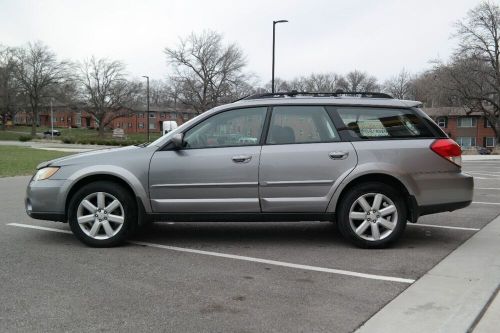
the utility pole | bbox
[142,75,150,141]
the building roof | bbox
[423,106,483,117]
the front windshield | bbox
[146,113,203,147]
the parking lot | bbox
[1,160,499,333]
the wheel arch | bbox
[64,171,149,224]
[331,173,418,223]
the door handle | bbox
[329,151,349,160]
[232,155,252,163]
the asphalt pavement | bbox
[0,160,499,332]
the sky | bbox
[0,0,483,85]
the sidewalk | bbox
[356,214,500,333]
[0,140,113,152]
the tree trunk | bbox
[98,121,105,138]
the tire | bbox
[68,181,137,247]
[337,182,407,249]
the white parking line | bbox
[472,201,500,206]
[408,223,480,231]
[475,188,500,190]
[7,222,415,284]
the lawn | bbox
[0,145,73,177]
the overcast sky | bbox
[0,0,482,84]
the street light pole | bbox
[272,19,288,93]
[50,98,54,141]
[142,75,150,141]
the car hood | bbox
[36,146,141,169]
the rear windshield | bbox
[335,107,435,139]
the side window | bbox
[183,107,267,149]
[336,107,434,139]
[266,106,339,144]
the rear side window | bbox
[335,107,434,139]
[266,106,339,144]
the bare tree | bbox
[0,46,22,130]
[76,56,140,137]
[383,68,414,99]
[438,1,500,143]
[337,70,379,92]
[165,30,248,114]
[13,42,68,136]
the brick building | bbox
[14,104,197,133]
[423,107,497,148]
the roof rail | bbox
[243,90,393,100]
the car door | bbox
[259,105,357,212]
[149,107,268,213]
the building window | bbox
[456,137,476,148]
[138,113,144,118]
[160,112,165,118]
[436,117,447,128]
[138,122,144,128]
[60,117,64,121]
[128,123,132,128]
[485,137,496,148]
[485,119,492,128]
[149,122,155,129]
[183,113,189,120]
[457,117,477,128]
[149,112,156,118]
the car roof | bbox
[229,96,421,109]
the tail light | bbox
[430,139,462,167]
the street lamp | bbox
[142,75,150,141]
[272,19,288,93]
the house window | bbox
[138,122,144,128]
[436,117,447,128]
[457,117,477,128]
[183,113,189,120]
[149,122,155,130]
[456,137,476,147]
[128,123,132,128]
[485,137,496,148]
[160,112,165,118]
[60,117,64,121]
[485,119,492,128]
[149,112,156,118]
[138,113,144,118]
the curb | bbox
[356,213,500,333]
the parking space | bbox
[1,160,500,332]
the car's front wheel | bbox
[337,182,407,248]
[68,181,136,247]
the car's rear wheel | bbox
[68,181,136,247]
[337,182,407,248]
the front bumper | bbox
[25,178,67,222]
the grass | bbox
[0,126,162,145]
[0,145,73,177]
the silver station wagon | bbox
[25,91,474,248]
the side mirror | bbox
[171,133,184,148]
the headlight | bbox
[33,167,60,181]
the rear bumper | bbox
[411,171,473,220]
[418,200,472,217]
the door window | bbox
[183,107,267,149]
[266,106,339,144]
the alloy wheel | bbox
[76,192,125,240]
[348,192,398,241]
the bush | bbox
[18,135,32,142]
[62,137,75,144]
